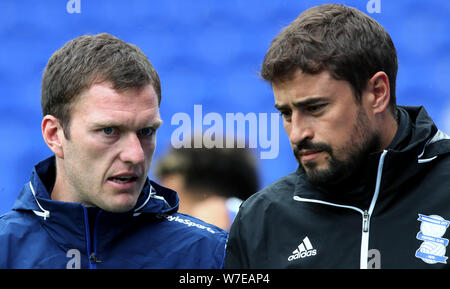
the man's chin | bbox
[299,159,344,187]
[101,193,140,213]
[302,157,362,188]
[303,167,336,186]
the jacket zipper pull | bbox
[89,252,102,264]
[363,210,369,232]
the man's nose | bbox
[289,112,314,146]
[120,133,145,165]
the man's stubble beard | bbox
[295,106,381,187]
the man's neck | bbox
[51,160,80,204]
[378,110,399,151]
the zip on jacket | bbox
[0,156,228,269]
[293,150,388,269]
[81,205,102,269]
[225,106,450,269]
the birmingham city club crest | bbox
[415,214,450,264]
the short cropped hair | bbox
[41,33,161,138]
[155,146,260,201]
[261,4,398,114]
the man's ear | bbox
[366,71,391,115]
[42,115,65,159]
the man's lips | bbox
[107,172,140,184]
[298,150,324,162]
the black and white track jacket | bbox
[225,106,450,269]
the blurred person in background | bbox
[0,33,227,269]
[155,140,260,231]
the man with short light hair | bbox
[0,33,227,269]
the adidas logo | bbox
[288,236,317,261]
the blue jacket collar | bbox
[13,156,179,216]
[12,156,180,251]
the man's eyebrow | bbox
[275,97,329,110]
[274,103,288,111]
[151,119,163,129]
[91,119,163,129]
[292,97,329,108]
[90,121,117,129]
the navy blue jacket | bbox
[0,157,228,268]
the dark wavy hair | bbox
[261,4,398,115]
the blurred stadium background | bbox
[0,0,449,214]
